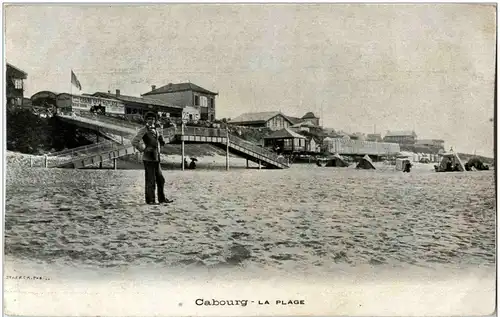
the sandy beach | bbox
[4,161,496,316]
[5,160,495,270]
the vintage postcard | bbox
[3,2,497,316]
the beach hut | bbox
[435,152,466,172]
[356,155,376,169]
[263,127,307,153]
[395,152,411,171]
[325,153,349,167]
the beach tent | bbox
[326,153,349,167]
[437,152,466,172]
[466,157,489,171]
[356,155,376,169]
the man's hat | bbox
[144,111,157,120]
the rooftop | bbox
[142,82,218,96]
[230,111,293,124]
[92,92,183,109]
[302,111,318,119]
[264,127,307,139]
[7,63,28,79]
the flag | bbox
[71,70,82,90]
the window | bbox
[16,98,22,106]
[210,98,214,108]
[200,96,208,107]
[194,95,200,106]
[14,79,23,89]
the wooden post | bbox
[246,159,249,169]
[44,155,48,168]
[226,128,229,171]
[258,160,261,170]
[181,122,185,171]
[120,135,124,144]
[113,158,117,170]
[29,156,33,167]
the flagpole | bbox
[70,70,73,115]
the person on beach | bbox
[131,112,173,205]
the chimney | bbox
[151,85,156,91]
[116,89,120,97]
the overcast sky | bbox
[5,4,496,156]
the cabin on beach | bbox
[263,127,308,153]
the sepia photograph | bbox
[3,2,497,316]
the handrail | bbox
[229,133,287,165]
[180,124,287,166]
[183,126,227,137]
[72,112,143,129]
[49,142,133,167]
[48,140,116,157]
[56,113,287,167]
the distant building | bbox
[415,139,445,149]
[229,111,294,131]
[92,90,183,118]
[6,63,27,107]
[141,82,218,121]
[301,112,320,126]
[383,130,417,144]
[366,133,382,142]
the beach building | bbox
[263,127,307,153]
[383,130,417,144]
[30,90,185,119]
[229,111,294,131]
[141,82,218,122]
[92,90,183,118]
[6,63,27,107]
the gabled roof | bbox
[230,111,293,125]
[92,92,183,109]
[385,130,416,137]
[142,82,218,96]
[264,127,307,139]
[284,115,303,124]
[7,63,27,79]
[302,111,318,119]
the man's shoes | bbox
[159,198,174,204]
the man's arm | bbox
[131,126,147,152]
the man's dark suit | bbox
[132,125,167,204]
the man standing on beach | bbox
[132,112,173,205]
